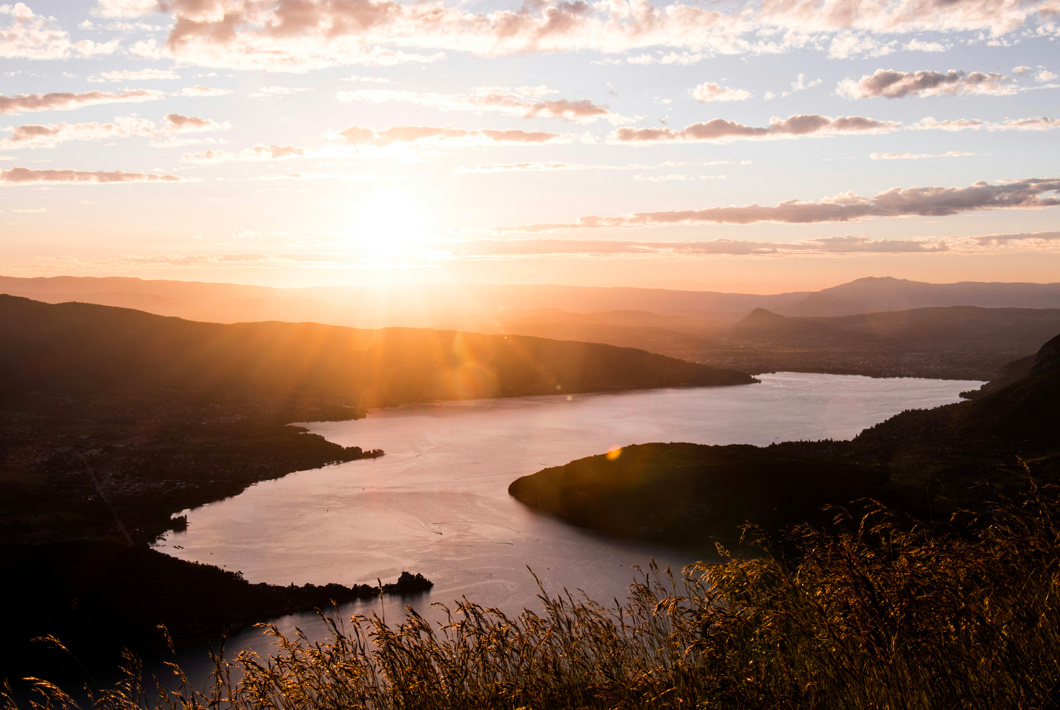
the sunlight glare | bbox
[342,189,431,259]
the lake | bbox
[155,372,980,625]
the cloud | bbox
[783,73,822,97]
[995,117,1060,130]
[611,114,898,144]
[337,86,619,124]
[96,0,1049,70]
[1,3,119,59]
[175,85,232,97]
[756,0,1034,36]
[605,51,706,65]
[904,38,948,52]
[337,125,567,146]
[838,69,1012,98]
[88,68,180,83]
[0,166,181,185]
[182,144,306,163]
[150,136,226,148]
[633,174,727,182]
[691,82,750,102]
[455,161,666,173]
[94,0,159,18]
[0,89,164,115]
[827,32,896,59]
[249,85,313,99]
[973,230,1060,245]
[248,171,378,181]
[435,235,950,257]
[870,151,976,160]
[497,178,1060,232]
[342,74,391,84]
[0,113,229,149]
[911,116,1060,131]
[909,117,987,131]
[458,162,599,173]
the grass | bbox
[5,483,1060,710]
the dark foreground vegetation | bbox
[5,484,1059,709]
[0,541,430,682]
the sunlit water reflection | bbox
[151,373,979,679]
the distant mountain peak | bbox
[733,308,786,326]
[849,276,907,284]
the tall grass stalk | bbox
[6,486,1060,709]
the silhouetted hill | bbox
[501,308,724,333]
[954,332,1060,445]
[0,275,808,328]
[491,305,1060,380]
[730,306,1060,348]
[510,333,1060,547]
[779,276,1060,317]
[7,274,1060,335]
[0,295,754,416]
[728,308,859,348]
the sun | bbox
[342,189,431,259]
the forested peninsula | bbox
[510,332,1060,548]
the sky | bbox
[1,0,1059,293]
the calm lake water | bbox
[155,372,980,625]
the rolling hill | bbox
[0,294,754,416]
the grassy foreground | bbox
[6,485,1060,710]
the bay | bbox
[155,372,980,617]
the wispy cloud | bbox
[496,178,1060,232]
[337,86,620,124]
[911,116,1060,131]
[0,167,182,185]
[182,144,306,163]
[337,125,567,146]
[838,69,1012,99]
[973,230,1060,245]
[249,85,313,99]
[174,85,232,97]
[0,89,164,115]
[1,3,119,60]
[611,114,897,144]
[88,68,180,83]
[0,113,228,149]
[691,82,750,102]
[95,0,1052,71]
[633,174,728,182]
[870,151,977,160]
[432,235,950,257]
